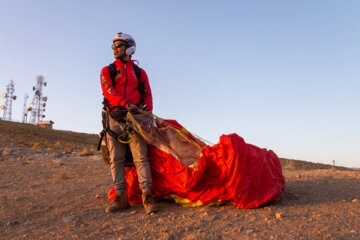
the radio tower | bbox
[1,80,17,120]
[22,93,29,123]
[29,76,47,124]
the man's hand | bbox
[139,103,148,110]
[127,104,138,113]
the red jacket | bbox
[100,59,153,111]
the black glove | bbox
[127,104,138,113]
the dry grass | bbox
[21,162,32,165]
[80,148,95,156]
[31,143,41,151]
[54,172,68,180]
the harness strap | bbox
[132,63,146,106]
[104,111,134,144]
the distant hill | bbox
[0,119,98,152]
[0,119,350,170]
[279,158,348,171]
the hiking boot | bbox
[105,193,130,214]
[142,192,159,214]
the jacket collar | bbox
[113,59,134,69]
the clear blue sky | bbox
[1,0,359,168]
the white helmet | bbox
[113,32,136,56]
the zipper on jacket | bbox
[123,63,127,98]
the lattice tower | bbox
[1,80,16,120]
[22,93,29,123]
[29,76,47,124]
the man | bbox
[100,32,157,214]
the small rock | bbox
[1,149,13,158]
[130,210,137,215]
[246,229,254,234]
[63,216,74,223]
[275,213,282,219]
[296,173,301,178]
[95,194,100,199]
[53,158,65,166]
[352,198,358,203]
[265,207,272,212]
[6,221,19,226]
[54,153,64,158]
[57,158,66,165]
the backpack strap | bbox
[132,63,146,106]
[102,63,117,109]
[108,63,118,86]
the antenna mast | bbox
[29,76,47,124]
[1,80,17,120]
[22,93,29,123]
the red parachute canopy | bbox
[108,113,285,209]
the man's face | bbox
[112,40,127,60]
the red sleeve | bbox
[141,69,153,111]
[100,66,129,107]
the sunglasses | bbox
[111,43,127,50]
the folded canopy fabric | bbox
[108,113,285,209]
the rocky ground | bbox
[0,120,359,240]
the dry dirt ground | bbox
[1,120,359,240]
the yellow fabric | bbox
[164,194,224,207]
[166,194,204,207]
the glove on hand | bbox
[127,104,138,113]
